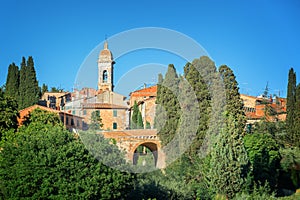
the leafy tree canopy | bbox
[0,90,19,141]
[244,133,281,190]
[0,110,133,199]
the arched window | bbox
[103,70,108,83]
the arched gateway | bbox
[101,129,165,168]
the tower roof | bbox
[99,41,113,61]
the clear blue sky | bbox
[0,0,299,97]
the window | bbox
[103,70,108,83]
[77,120,80,127]
[60,116,64,123]
[113,122,117,130]
[72,110,75,115]
[83,110,87,115]
[113,109,117,117]
[71,118,74,126]
[66,117,69,125]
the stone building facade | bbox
[240,94,287,123]
[129,85,157,129]
[64,42,129,130]
[18,104,83,131]
[39,92,71,110]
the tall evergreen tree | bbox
[18,56,39,109]
[131,101,144,129]
[155,64,180,146]
[295,83,300,147]
[286,68,297,146]
[5,63,19,101]
[18,57,27,109]
[131,101,138,129]
[207,65,249,198]
[218,65,246,128]
[137,110,144,129]
[183,62,210,158]
[25,56,39,107]
[191,56,226,144]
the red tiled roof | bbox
[19,104,60,113]
[18,104,83,126]
[130,85,157,97]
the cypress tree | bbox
[286,68,297,146]
[155,64,180,146]
[183,62,210,158]
[137,110,144,129]
[207,65,249,198]
[191,56,226,144]
[219,65,246,129]
[5,63,19,100]
[295,84,300,147]
[18,57,27,109]
[131,101,139,129]
[25,56,39,107]
[154,73,165,130]
[18,56,39,109]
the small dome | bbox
[99,41,113,61]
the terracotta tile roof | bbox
[21,105,83,117]
[82,103,128,109]
[18,104,83,126]
[130,85,157,97]
[19,104,60,113]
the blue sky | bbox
[0,0,299,97]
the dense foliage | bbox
[0,109,133,199]
[1,56,299,199]
[0,89,19,141]
[244,133,281,190]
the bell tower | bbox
[98,41,114,91]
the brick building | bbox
[240,94,287,123]
[39,92,71,110]
[129,85,157,129]
[18,104,83,131]
[64,42,129,130]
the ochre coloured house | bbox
[64,41,129,131]
[129,85,157,129]
[240,94,287,123]
[18,104,83,131]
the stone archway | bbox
[100,130,166,168]
[132,142,158,167]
